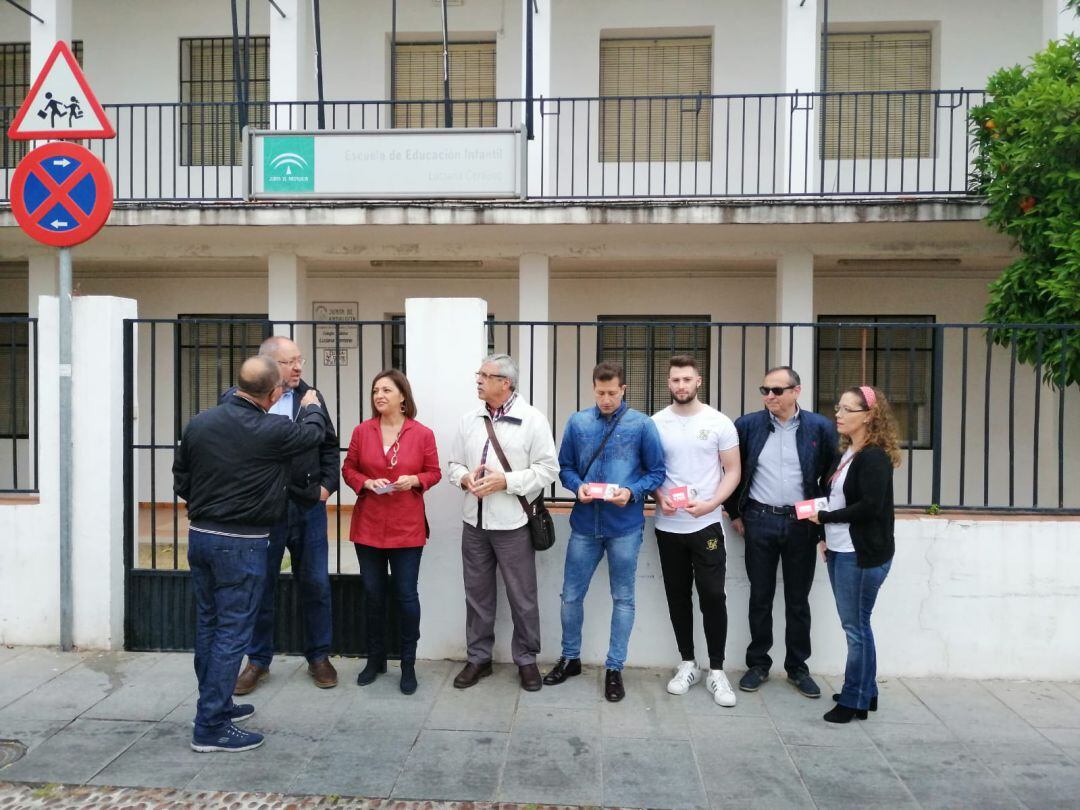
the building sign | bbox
[313,301,358,349]
[247,128,524,199]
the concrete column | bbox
[404,297,489,660]
[780,0,819,194]
[30,0,73,77]
[70,296,137,647]
[523,0,552,197]
[517,253,550,413]
[776,250,815,407]
[1044,0,1080,40]
[269,0,314,127]
[28,252,58,317]
[267,252,307,333]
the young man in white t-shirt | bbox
[652,354,742,707]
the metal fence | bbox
[490,320,1079,513]
[0,315,37,494]
[1,90,984,202]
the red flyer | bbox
[586,482,619,500]
[668,486,690,507]
[794,498,828,520]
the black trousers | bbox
[655,522,728,670]
[742,505,817,675]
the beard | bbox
[672,390,697,405]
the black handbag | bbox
[482,417,558,551]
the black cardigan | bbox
[817,445,895,568]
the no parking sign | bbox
[9,141,113,247]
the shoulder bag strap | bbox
[482,416,533,517]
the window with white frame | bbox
[822,31,933,160]
[179,36,269,166]
[392,41,497,129]
[598,36,713,163]
[815,315,935,448]
[597,316,711,414]
[1,41,83,169]
[178,315,270,422]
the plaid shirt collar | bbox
[486,391,518,422]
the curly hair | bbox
[839,386,902,467]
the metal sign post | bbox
[8,40,115,652]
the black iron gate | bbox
[122,316,404,653]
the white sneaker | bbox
[666,660,701,695]
[707,669,737,707]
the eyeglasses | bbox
[759,385,796,396]
[475,371,507,381]
[277,357,305,369]
[835,404,868,414]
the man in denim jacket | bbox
[725,366,838,700]
[542,361,666,702]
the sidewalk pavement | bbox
[1,647,1079,809]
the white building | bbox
[0,0,1078,678]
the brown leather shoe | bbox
[308,658,338,689]
[233,663,268,696]
[453,661,493,689]
[519,663,542,692]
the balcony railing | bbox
[1,90,985,203]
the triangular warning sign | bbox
[7,41,115,140]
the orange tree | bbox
[970,17,1080,387]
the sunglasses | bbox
[759,385,796,396]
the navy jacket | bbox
[174,395,328,531]
[222,379,339,508]
[724,407,839,521]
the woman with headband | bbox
[808,385,900,723]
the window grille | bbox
[599,36,712,163]
[1,41,83,169]
[179,36,269,166]
[392,41,496,129]
[816,315,935,448]
[822,31,933,160]
[178,315,270,422]
[597,316,711,414]
[0,316,29,438]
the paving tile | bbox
[521,663,605,708]
[161,656,308,725]
[89,721,211,789]
[0,716,69,752]
[861,719,958,746]
[602,737,708,809]
[289,725,417,798]
[1,718,152,784]
[246,660,355,738]
[83,652,196,722]
[0,647,28,666]
[391,729,509,801]
[687,712,782,746]
[600,668,691,740]
[499,729,601,805]
[695,733,814,808]
[763,679,871,747]
[880,742,1023,809]
[512,704,601,736]
[185,729,323,794]
[902,678,1046,744]
[787,744,918,808]
[1040,726,1080,757]
[424,664,520,732]
[969,741,1080,809]
[982,680,1080,730]
[0,648,87,711]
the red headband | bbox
[859,386,877,409]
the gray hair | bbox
[482,353,519,390]
[766,365,801,387]
[259,335,297,357]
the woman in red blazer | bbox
[342,369,441,695]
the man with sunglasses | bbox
[725,366,838,699]
[232,336,341,696]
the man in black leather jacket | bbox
[233,336,341,694]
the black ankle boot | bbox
[832,693,878,711]
[356,656,387,686]
[400,660,418,695]
[823,704,869,723]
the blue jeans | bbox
[559,528,644,671]
[247,501,332,667]
[827,550,891,711]
[354,544,424,662]
[188,529,268,734]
